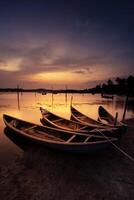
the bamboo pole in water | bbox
[114,112,118,126]
[65,85,68,105]
[51,86,54,110]
[70,95,73,106]
[122,94,129,122]
[17,84,20,110]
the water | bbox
[0,92,134,166]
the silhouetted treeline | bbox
[89,75,134,96]
[0,75,134,95]
[0,88,35,93]
[0,88,87,94]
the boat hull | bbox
[3,114,117,154]
[5,127,113,153]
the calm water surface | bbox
[0,92,134,166]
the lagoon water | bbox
[0,92,134,166]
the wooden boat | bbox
[71,105,110,127]
[99,106,121,125]
[40,107,112,132]
[98,106,127,133]
[40,107,122,138]
[42,92,47,95]
[3,114,117,153]
[70,105,127,137]
[101,93,114,99]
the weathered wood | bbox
[84,135,92,143]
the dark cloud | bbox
[72,68,94,75]
[0,0,134,88]
[0,42,133,75]
[72,70,87,74]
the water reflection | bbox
[0,92,134,165]
[17,90,20,110]
[4,127,29,152]
[0,92,134,120]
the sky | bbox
[0,0,134,89]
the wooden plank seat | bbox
[84,135,93,143]
[66,135,76,143]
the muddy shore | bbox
[0,118,134,200]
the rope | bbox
[97,130,134,163]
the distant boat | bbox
[101,93,114,99]
[40,107,121,138]
[3,114,117,153]
[42,92,47,95]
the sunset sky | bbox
[0,0,134,89]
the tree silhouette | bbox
[107,79,114,86]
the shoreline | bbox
[0,118,134,200]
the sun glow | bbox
[27,71,88,84]
[22,65,119,88]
